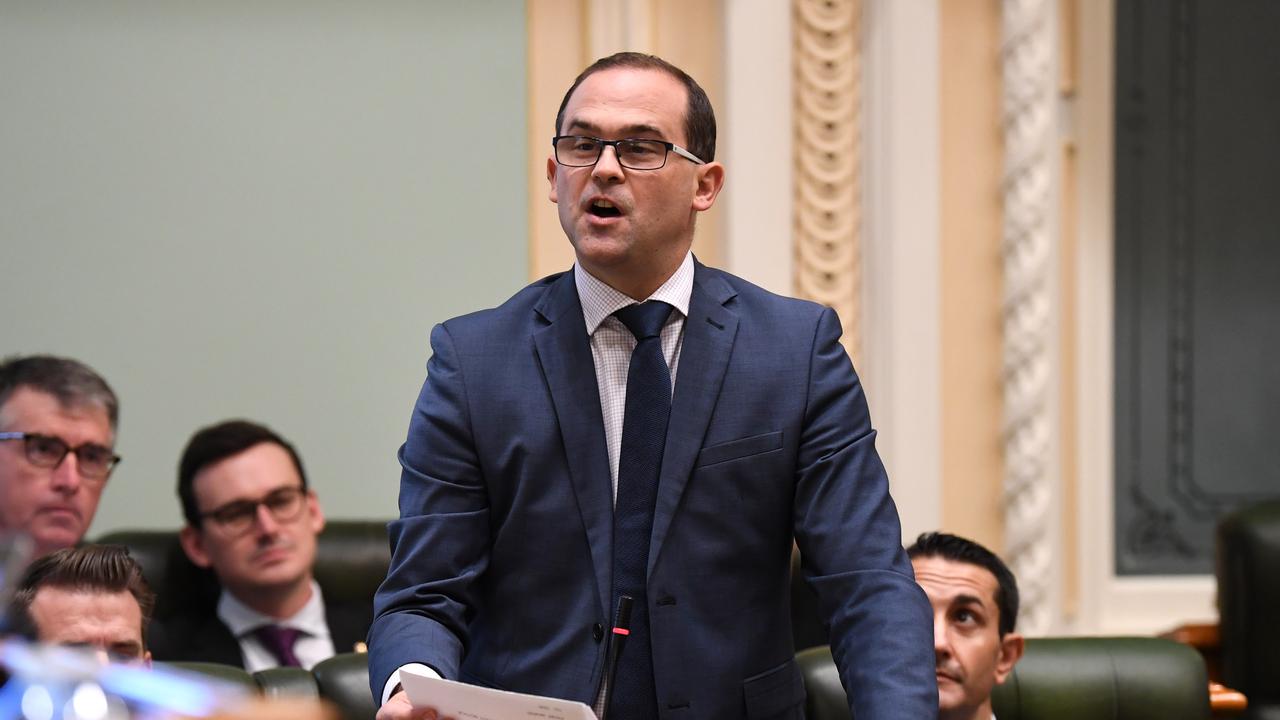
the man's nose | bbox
[49,453,83,494]
[253,503,281,534]
[933,615,951,658]
[591,144,625,181]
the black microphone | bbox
[597,595,633,720]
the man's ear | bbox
[178,525,212,569]
[692,162,726,212]
[307,490,326,534]
[994,631,1025,684]
[548,155,560,204]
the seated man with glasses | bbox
[0,355,120,558]
[149,419,366,670]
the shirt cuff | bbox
[382,663,441,706]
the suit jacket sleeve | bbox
[367,323,488,696]
[792,307,938,718]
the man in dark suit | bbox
[149,420,367,670]
[371,52,935,719]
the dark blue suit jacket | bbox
[369,263,935,718]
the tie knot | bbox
[614,301,673,340]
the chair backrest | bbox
[96,519,392,622]
[159,655,375,720]
[312,652,377,720]
[1218,500,1280,716]
[162,660,259,692]
[254,665,320,700]
[798,637,1211,720]
[992,637,1210,720]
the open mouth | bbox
[588,199,622,218]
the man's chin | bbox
[935,679,967,713]
[30,523,84,555]
[245,557,310,586]
[571,230,632,258]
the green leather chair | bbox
[1218,501,1280,720]
[155,655,376,719]
[254,665,320,700]
[96,519,391,626]
[798,637,1211,720]
[313,652,377,720]
[166,661,321,699]
[163,660,259,692]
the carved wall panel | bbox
[1001,0,1058,634]
[793,0,863,365]
[1113,0,1280,574]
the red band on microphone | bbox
[612,628,630,636]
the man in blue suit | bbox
[370,52,935,720]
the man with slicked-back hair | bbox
[9,544,154,666]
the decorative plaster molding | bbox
[1001,0,1059,635]
[793,0,862,365]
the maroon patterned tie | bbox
[253,624,303,667]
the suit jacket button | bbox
[592,623,604,642]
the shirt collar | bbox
[574,251,694,335]
[217,580,328,638]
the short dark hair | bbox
[0,355,118,432]
[908,531,1020,636]
[8,544,155,647]
[177,419,308,527]
[554,51,717,163]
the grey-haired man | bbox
[0,355,120,557]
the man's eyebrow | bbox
[565,119,666,138]
[950,593,990,610]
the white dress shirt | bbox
[218,580,336,672]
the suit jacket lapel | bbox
[205,618,249,667]
[649,264,738,578]
[532,272,614,621]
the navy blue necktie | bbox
[609,301,673,720]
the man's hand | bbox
[375,689,453,720]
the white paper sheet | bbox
[400,667,597,720]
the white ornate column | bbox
[1001,0,1063,634]
[793,0,863,365]
[860,0,942,541]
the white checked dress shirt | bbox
[574,251,693,500]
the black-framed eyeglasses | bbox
[0,431,120,480]
[552,135,706,170]
[199,486,307,535]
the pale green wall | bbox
[0,2,528,533]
